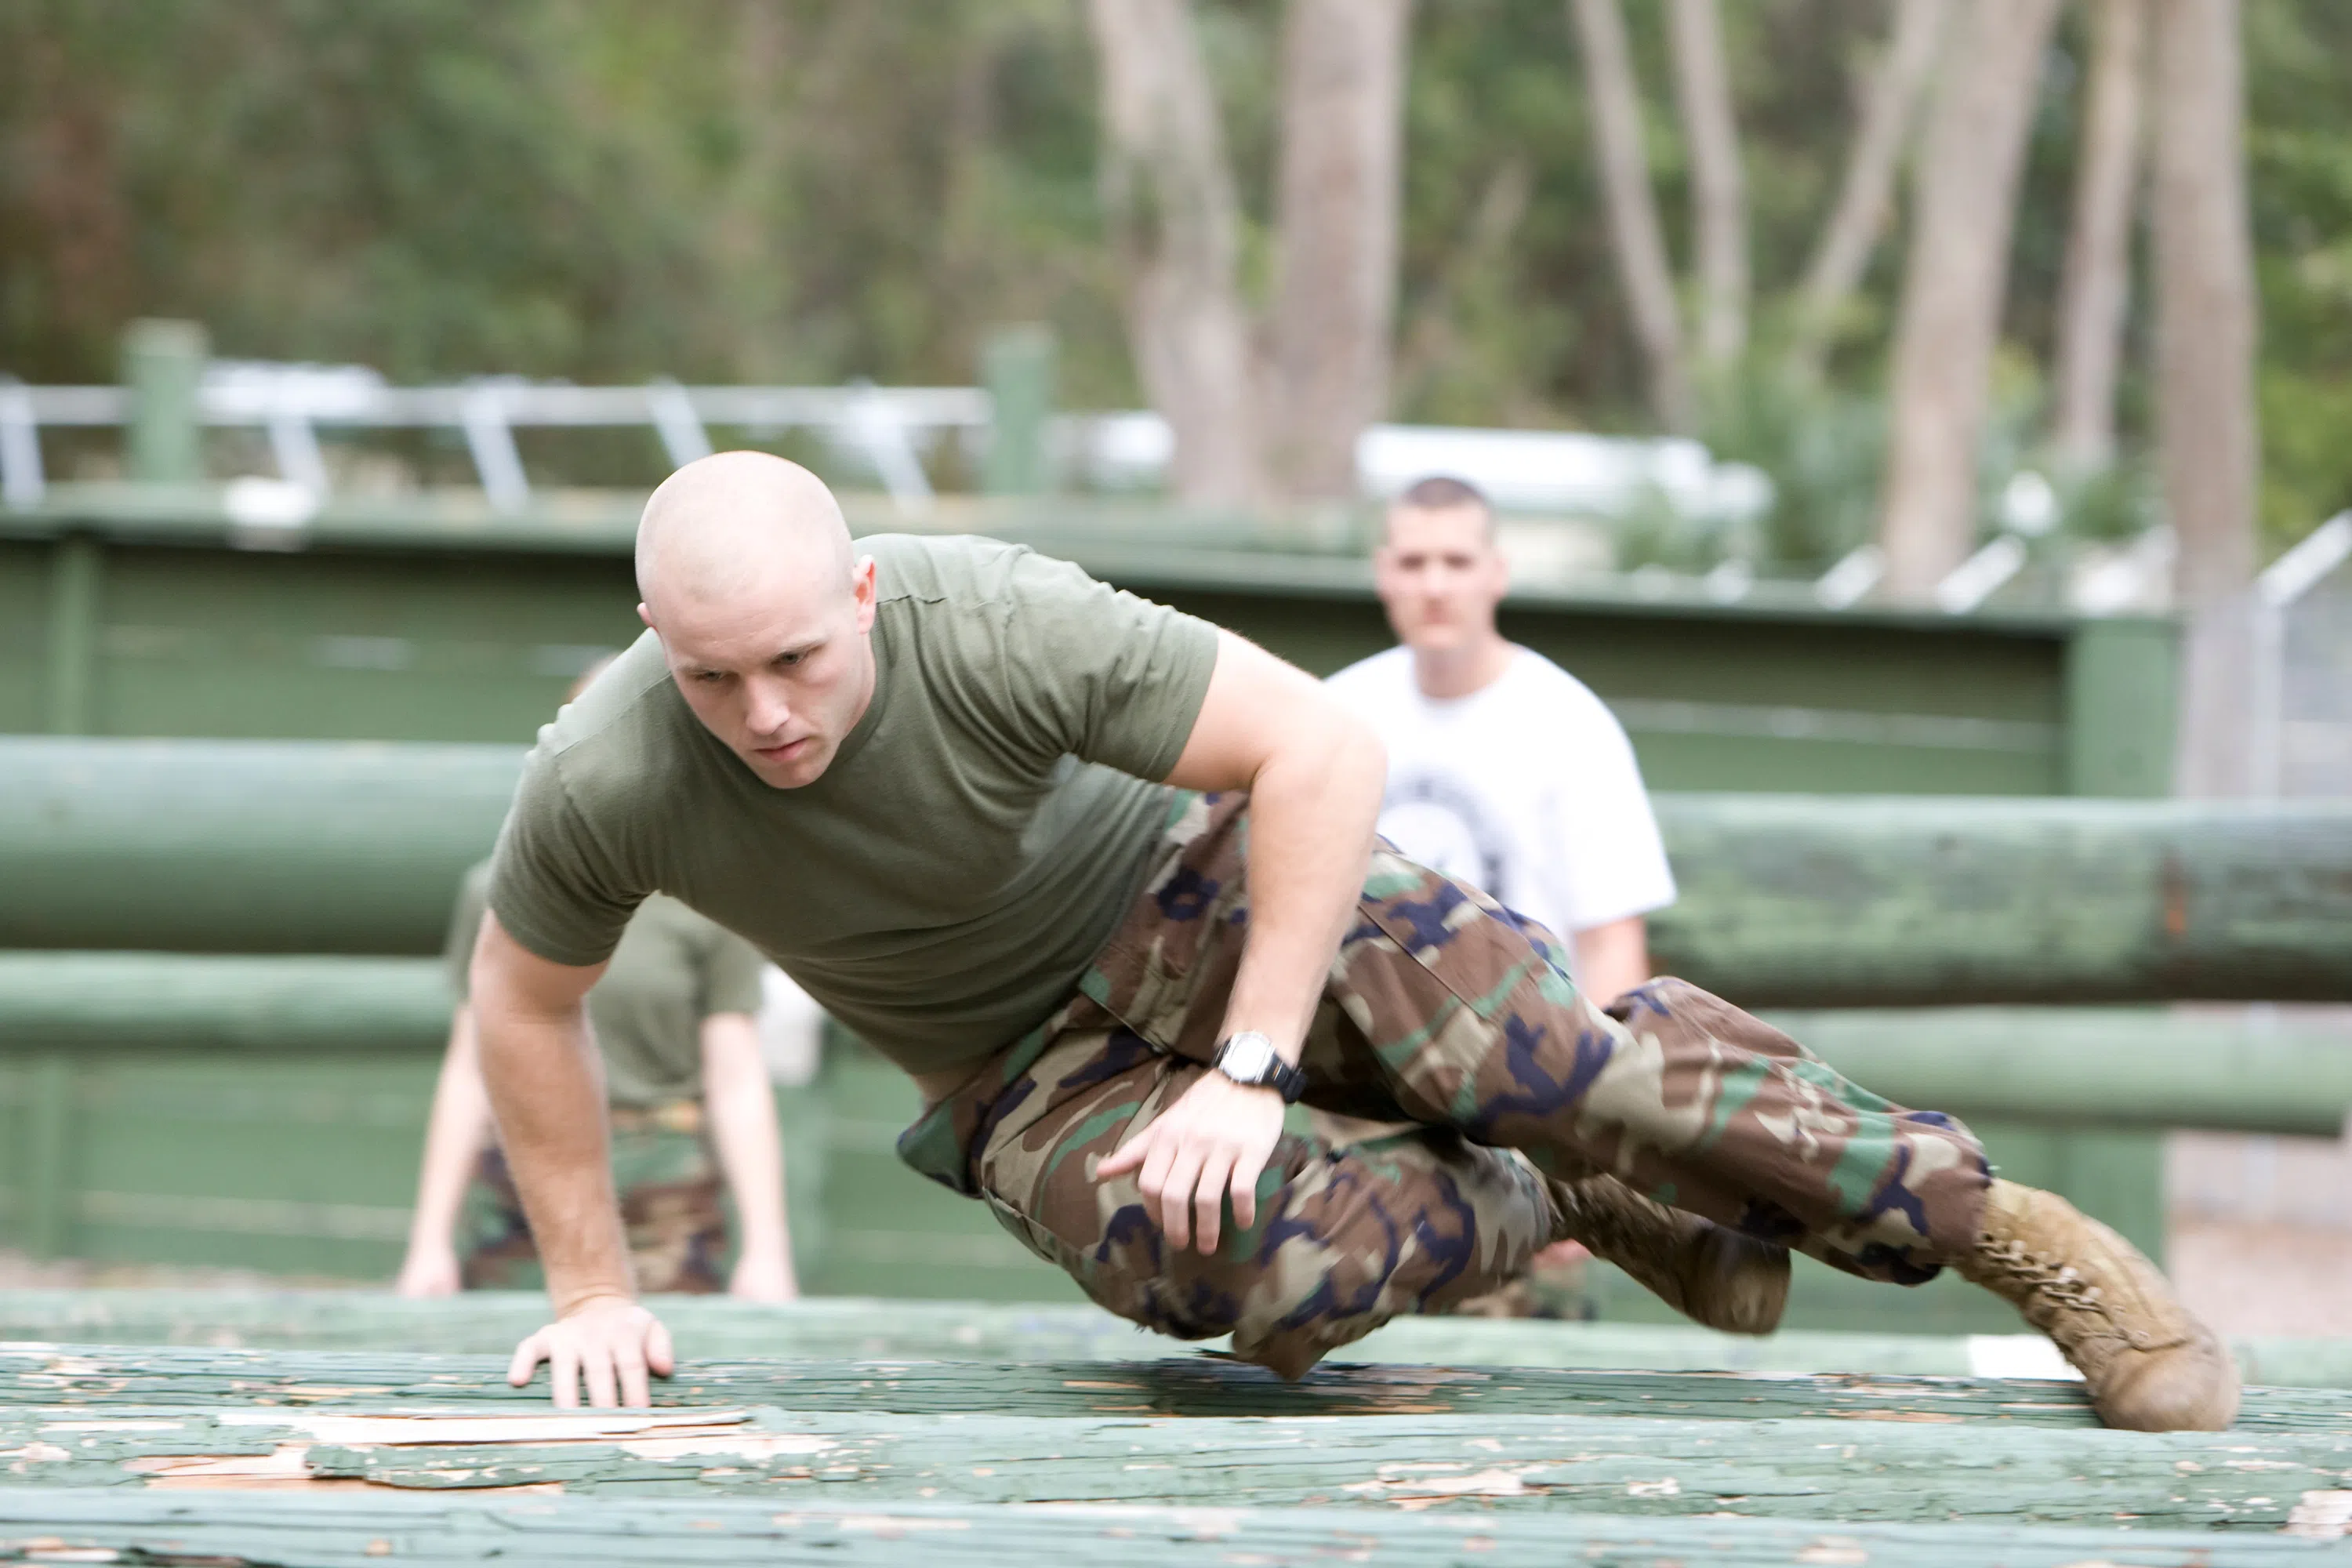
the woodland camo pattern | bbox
[900,791,1990,1378]
[465,1105,728,1294]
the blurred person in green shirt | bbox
[396,667,798,1301]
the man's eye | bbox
[776,652,803,669]
[695,670,726,684]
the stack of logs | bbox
[4,1292,2351,1563]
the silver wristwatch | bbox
[1213,1030,1307,1103]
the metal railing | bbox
[0,366,986,515]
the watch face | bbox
[1222,1033,1276,1081]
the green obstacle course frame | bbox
[0,481,2198,1326]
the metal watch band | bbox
[1213,1030,1307,1103]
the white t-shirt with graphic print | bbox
[1325,646,1676,955]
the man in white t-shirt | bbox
[1327,475,1675,1006]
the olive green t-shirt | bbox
[487,533,1221,1076]
[446,860,766,1107]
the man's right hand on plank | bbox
[506,1294,675,1409]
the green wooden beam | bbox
[2,955,2341,1137]
[8,1491,2338,1567]
[2,1396,2346,1523]
[0,953,448,1053]
[0,739,521,954]
[1648,793,2352,1004]
[1754,1009,2352,1135]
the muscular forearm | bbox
[701,1016,795,1282]
[1221,720,1387,1062]
[474,978,630,1312]
[405,1010,494,1254]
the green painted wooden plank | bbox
[7,1292,2348,1389]
[3,1343,2347,1431]
[6,481,2125,635]
[10,1492,2348,1568]
[3,1400,2348,1524]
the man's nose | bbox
[744,682,793,735]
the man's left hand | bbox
[1094,1071,1285,1254]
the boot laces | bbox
[1980,1236,2180,1352]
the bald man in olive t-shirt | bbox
[469,452,2234,1435]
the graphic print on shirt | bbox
[1378,769,1515,905]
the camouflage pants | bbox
[463,1102,728,1294]
[900,792,1991,1378]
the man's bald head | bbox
[636,451,855,618]
[633,452,880,790]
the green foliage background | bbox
[2,0,2347,550]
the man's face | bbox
[641,556,879,789]
[1373,503,1508,655]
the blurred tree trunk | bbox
[1265,0,1413,501]
[2050,0,2147,471]
[1786,0,1951,383]
[1666,0,1746,373]
[1087,0,1266,504]
[1877,0,2062,602]
[2153,0,2259,797]
[1567,0,1694,434]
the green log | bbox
[2,951,2343,1137]
[5,1343,2347,1432]
[5,1291,2348,1390]
[6,738,2351,1000]
[1756,1008,2352,1135]
[9,1493,2343,1568]
[3,1399,2348,1525]
[0,738,518,954]
[1650,793,2352,1005]
[0,953,448,1053]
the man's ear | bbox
[851,556,878,630]
[637,601,655,629]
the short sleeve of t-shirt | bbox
[441,860,494,1000]
[975,546,1220,783]
[487,741,648,969]
[1544,679,1677,931]
[696,924,768,1018]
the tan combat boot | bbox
[1955,1179,2239,1432]
[1547,1171,1789,1336]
